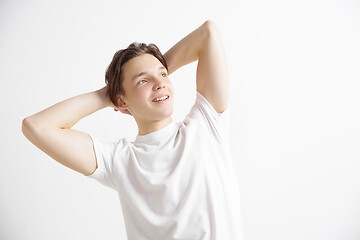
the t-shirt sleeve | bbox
[187,90,230,142]
[86,134,120,190]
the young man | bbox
[22,20,244,240]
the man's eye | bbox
[161,73,167,77]
[138,79,146,84]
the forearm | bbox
[163,20,211,75]
[24,86,110,130]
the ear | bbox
[116,96,132,116]
[116,96,127,108]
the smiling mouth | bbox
[152,95,170,102]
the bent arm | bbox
[196,21,229,113]
[22,86,111,176]
[163,20,210,75]
[164,20,229,113]
[24,86,110,129]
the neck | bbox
[136,116,173,136]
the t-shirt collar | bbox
[134,121,178,144]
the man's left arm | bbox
[196,20,229,113]
[163,20,229,113]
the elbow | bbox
[22,117,31,133]
[204,19,215,28]
[22,117,31,126]
[21,117,42,139]
[203,20,220,34]
[22,117,36,129]
[22,117,35,139]
[201,20,222,46]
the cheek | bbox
[133,87,151,104]
[168,83,174,93]
[167,79,174,89]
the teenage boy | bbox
[22,20,244,240]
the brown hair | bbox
[105,42,168,107]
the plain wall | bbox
[1,0,359,239]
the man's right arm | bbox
[21,86,112,176]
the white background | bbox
[1,0,359,239]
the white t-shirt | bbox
[87,91,244,240]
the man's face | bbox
[119,53,174,122]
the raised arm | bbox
[21,86,114,176]
[163,20,229,113]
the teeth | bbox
[154,96,169,102]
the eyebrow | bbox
[131,66,166,82]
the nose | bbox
[153,78,166,91]
[156,85,165,90]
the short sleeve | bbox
[187,90,230,142]
[86,134,119,190]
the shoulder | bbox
[184,91,230,142]
[187,91,229,121]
